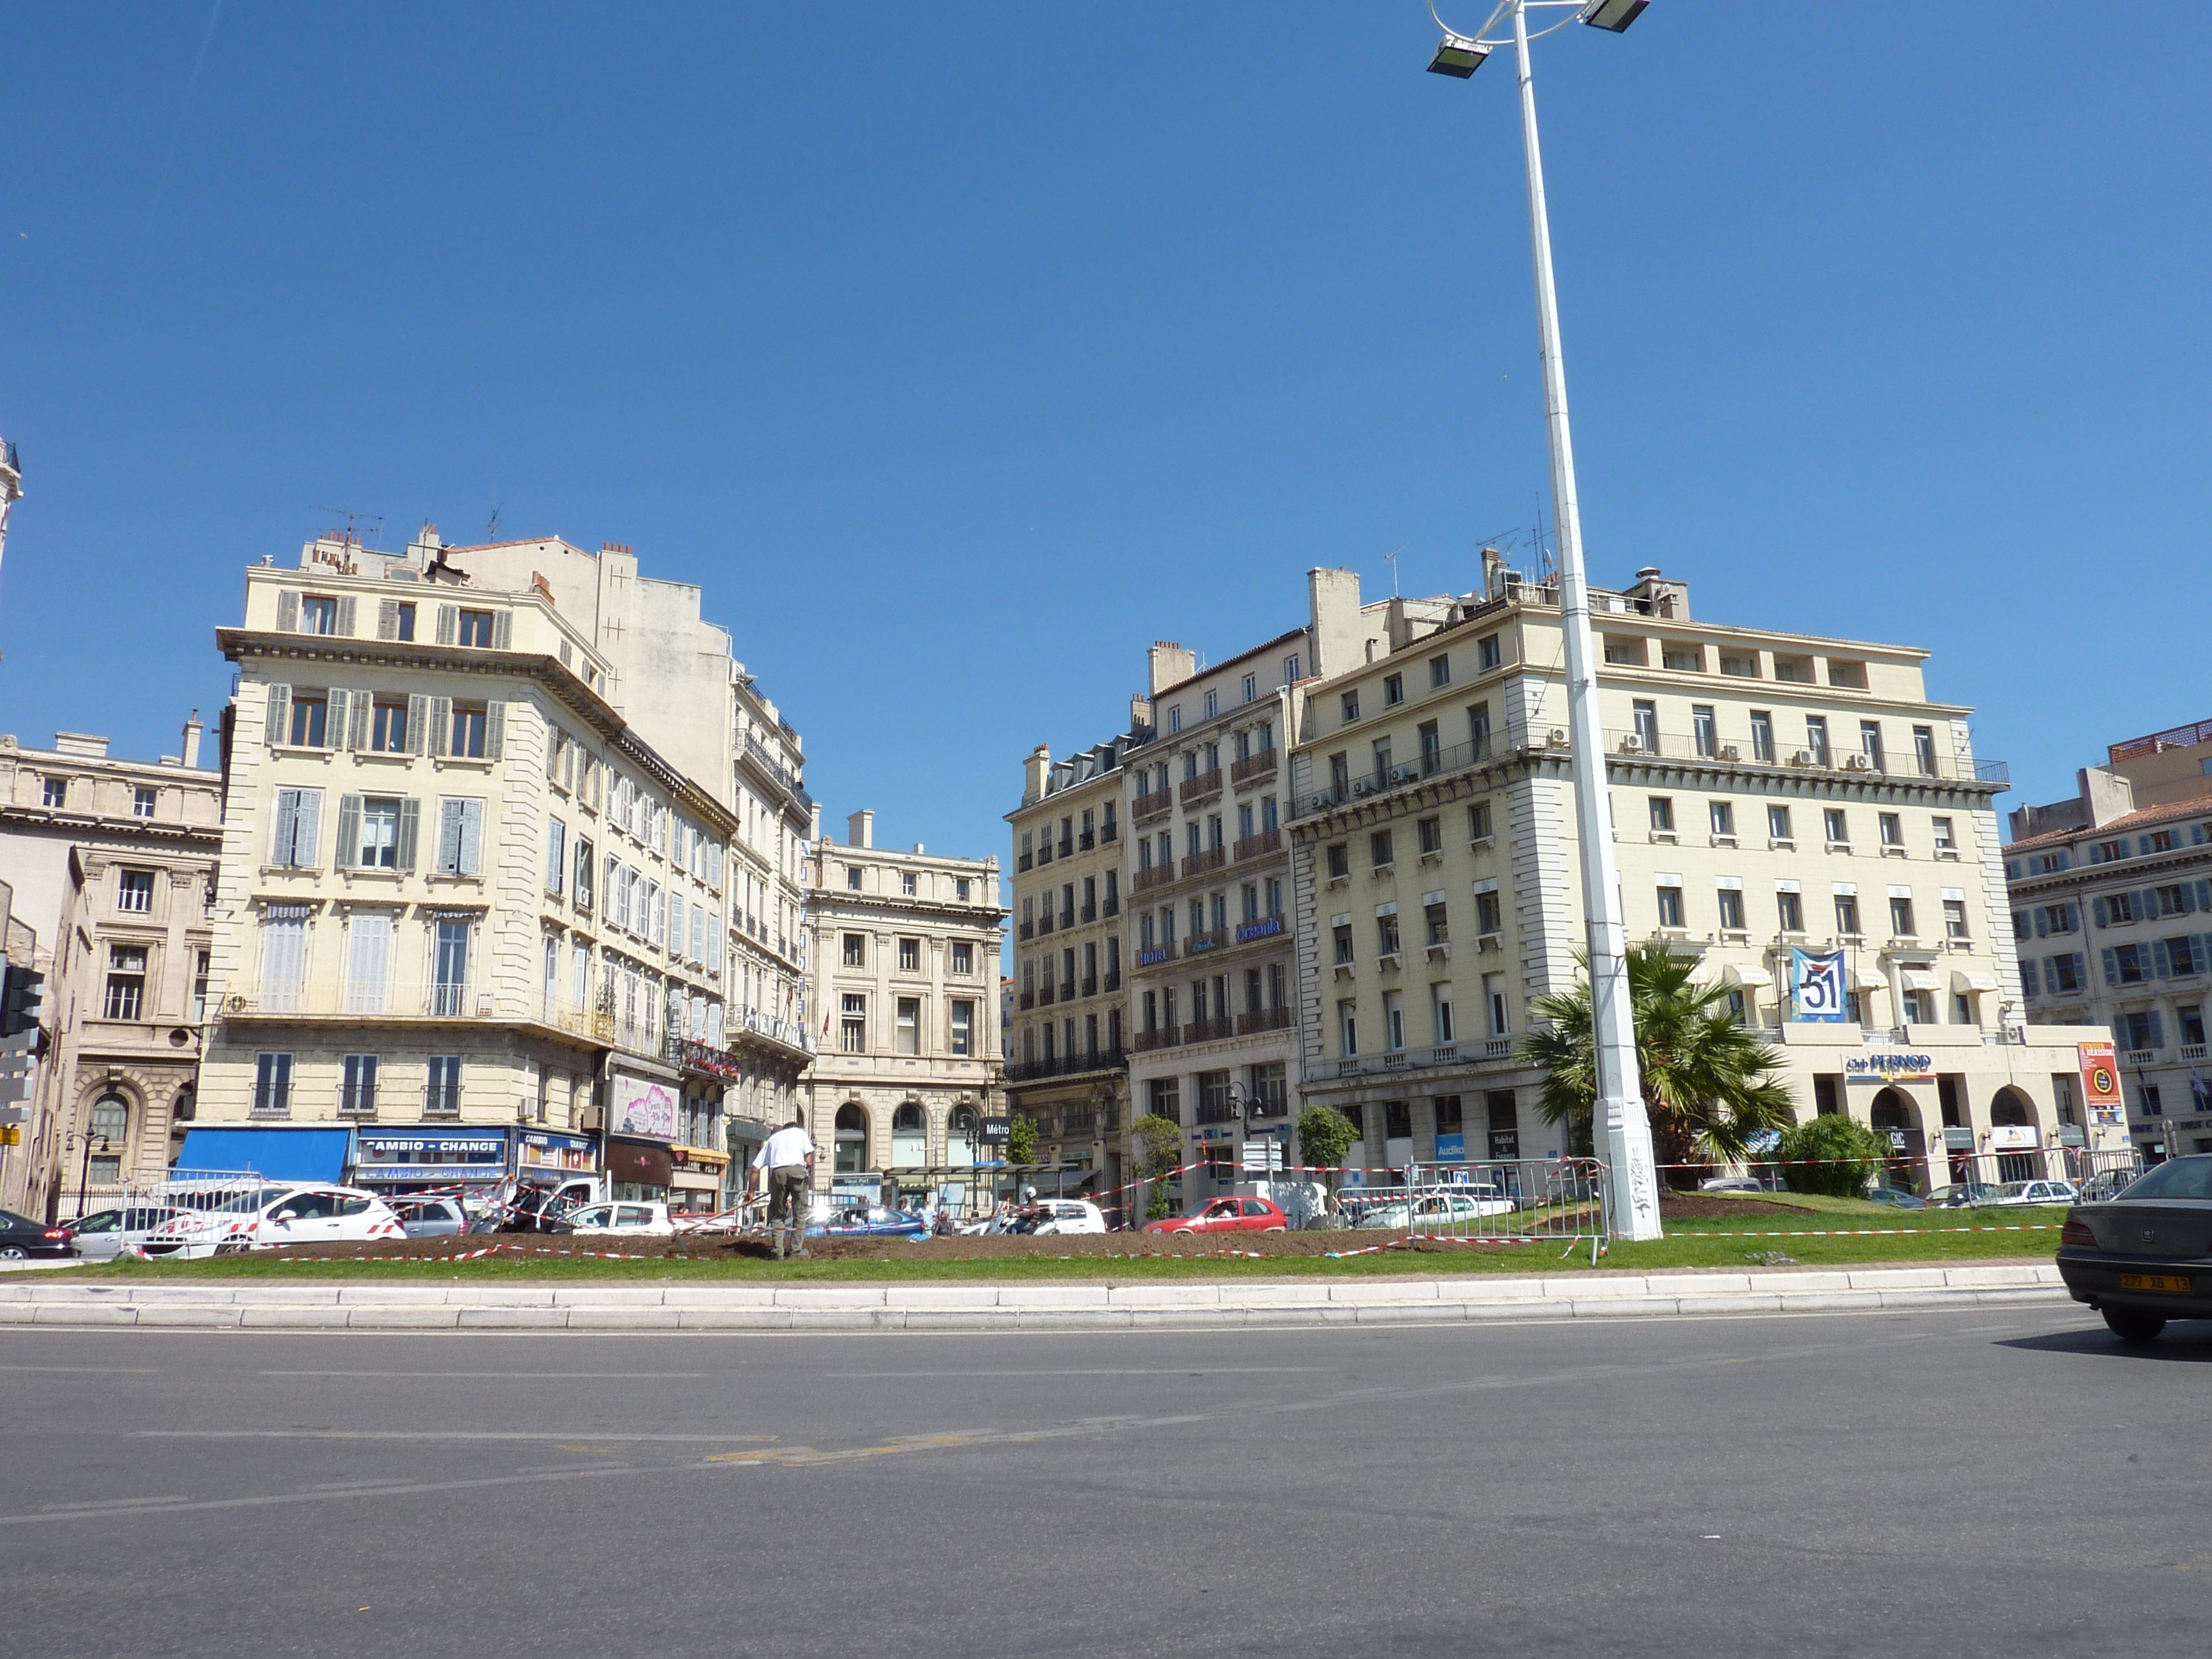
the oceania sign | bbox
[1235,917,1283,943]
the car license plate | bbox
[2119,1273,2194,1294]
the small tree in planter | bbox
[1005,1113,1039,1169]
[1775,1113,1889,1198]
[1296,1104,1358,1201]
[1131,1114,1183,1221]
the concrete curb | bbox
[0,1265,2071,1332]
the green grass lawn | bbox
[44,1196,2064,1283]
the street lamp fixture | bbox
[1578,0,1647,32]
[1423,0,1663,1241]
[1428,33,1492,76]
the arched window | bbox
[834,1102,870,1175]
[891,1101,926,1169]
[89,1096,129,1142]
[1989,1090,2031,1127]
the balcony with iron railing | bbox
[1601,727,2006,783]
[1133,788,1173,822]
[1193,1095,1238,1127]
[1134,1025,1181,1054]
[1133,863,1178,896]
[1059,980,1077,1003]
[1004,1045,1127,1085]
[226,980,495,1022]
[1060,909,1076,930]
[1184,926,1230,959]
[1101,894,1121,917]
[1236,1005,1296,1036]
[1183,1015,1235,1045]
[1230,748,1278,786]
[1232,828,1281,862]
[1039,982,1056,1007]
[1181,846,1226,881]
[1080,903,1098,923]
[1058,838,1074,859]
[1018,921,1034,941]
[1081,976,1098,998]
[1100,821,1119,844]
[1295,732,1510,818]
[1079,830,1096,851]
[1134,940,1176,969]
[742,732,813,811]
[1102,969,1122,993]
[1179,768,1224,806]
[1017,852,1033,872]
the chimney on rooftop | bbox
[182,711,204,769]
[1147,642,1195,696]
[847,809,874,849]
[1024,745,1051,804]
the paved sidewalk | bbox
[0,1263,2068,1331]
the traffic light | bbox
[1,964,44,1038]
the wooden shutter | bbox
[2020,958,2039,996]
[2102,947,2119,987]
[492,609,512,650]
[406,694,429,756]
[266,684,292,748]
[377,600,400,640]
[2153,939,2173,978]
[293,789,322,868]
[546,727,562,781]
[276,589,300,632]
[2091,897,2107,928]
[428,697,452,756]
[2197,879,2212,913]
[484,701,504,761]
[333,794,363,870]
[435,605,458,645]
[270,789,300,865]
[324,689,350,751]
[436,800,463,874]
[2148,1010,2166,1050]
[392,797,419,873]
[546,818,565,893]
[348,691,371,751]
[459,799,484,876]
[2063,902,2079,933]
[335,595,357,637]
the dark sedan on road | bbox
[0,1209,78,1261]
[2056,1153,2212,1342]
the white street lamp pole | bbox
[1436,0,1663,1238]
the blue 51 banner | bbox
[1792,948,1847,1022]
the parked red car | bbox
[1142,1196,1289,1236]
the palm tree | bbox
[1523,940,1795,1184]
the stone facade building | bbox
[1287,561,2108,1190]
[0,724,221,1219]
[2005,715,2212,1162]
[805,810,1003,1209]
[196,533,752,1207]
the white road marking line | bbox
[0,1364,163,1374]
[258,1370,710,1379]
[824,1367,1330,1378]
[135,1430,775,1443]
[39,1495,189,1511]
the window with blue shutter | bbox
[2092,897,2107,928]
[2102,947,2119,986]
[2020,958,2039,996]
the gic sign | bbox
[2078,1041,2123,1126]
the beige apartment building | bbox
[2005,714,2212,1161]
[1288,560,2107,1190]
[198,534,748,1207]
[805,811,1003,1208]
[1006,731,1141,1201]
[419,529,817,1176]
[0,725,221,1219]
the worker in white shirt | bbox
[749,1113,817,1261]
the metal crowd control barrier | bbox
[1398,1158,1610,1262]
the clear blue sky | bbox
[4,4,2207,856]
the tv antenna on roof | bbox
[1382,544,1405,597]
[312,508,384,548]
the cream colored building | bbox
[0,725,221,1219]
[198,535,747,1207]
[805,811,1003,1207]
[1005,730,1142,1202]
[1289,561,2107,1189]
[2005,715,2212,1161]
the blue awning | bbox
[176,1126,354,1184]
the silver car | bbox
[394,1197,471,1239]
[64,1206,189,1262]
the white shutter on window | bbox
[459,799,483,876]
[276,589,300,632]
[395,798,421,873]
[335,595,357,637]
[435,605,458,645]
[484,701,504,761]
[429,697,452,757]
[377,600,400,640]
[406,694,429,756]
[492,609,512,650]
[347,691,371,751]
[292,789,322,868]
[437,799,464,875]
[334,794,363,870]
[546,818,566,893]
[261,913,306,993]
[325,689,350,751]
[270,789,301,865]
[266,684,292,748]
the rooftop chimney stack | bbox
[846,809,874,849]
[1024,745,1052,805]
[182,711,204,769]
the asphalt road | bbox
[2,1305,2207,1658]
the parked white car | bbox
[1352,1188,1517,1230]
[559,1202,677,1238]
[1979,1179,2079,1208]
[1031,1199,1109,1236]
[145,1185,407,1258]
[64,1205,192,1262]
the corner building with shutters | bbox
[1287,561,2111,1189]
[198,532,758,1205]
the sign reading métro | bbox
[979,1116,1011,1142]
